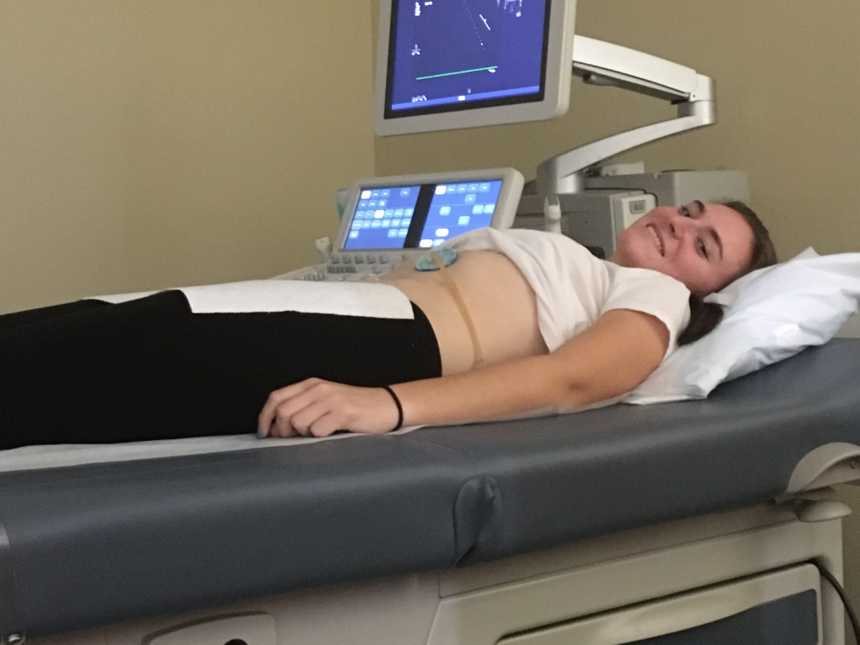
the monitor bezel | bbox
[335,167,525,253]
[375,0,576,136]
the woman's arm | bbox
[258,308,669,437]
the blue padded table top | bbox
[1,339,858,638]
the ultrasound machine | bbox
[278,167,524,282]
[3,2,860,645]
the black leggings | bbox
[0,291,442,448]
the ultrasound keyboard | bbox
[275,168,522,283]
[274,252,407,282]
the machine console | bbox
[280,168,524,282]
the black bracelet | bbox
[381,385,404,432]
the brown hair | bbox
[677,200,778,346]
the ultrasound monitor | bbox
[375,0,576,136]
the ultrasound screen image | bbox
[386,0,549,116]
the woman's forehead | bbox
[701,203,755,265]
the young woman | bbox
[0,200,775,449]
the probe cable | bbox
[811,560,860,645]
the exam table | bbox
[2,337,859,645]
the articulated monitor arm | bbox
[537,36,716,196]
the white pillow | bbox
[626,248,860,404]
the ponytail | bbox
[677,295,723,346]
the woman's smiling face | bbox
[612,201,756,295]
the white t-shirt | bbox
[450,228,691,356]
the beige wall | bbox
[376,0,860,259]
[0,1,375,313]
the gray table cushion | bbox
[1,339,858,637]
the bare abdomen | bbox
[380,251,547,375]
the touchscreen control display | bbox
[343,178,503,251]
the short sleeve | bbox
[601,267,691,356]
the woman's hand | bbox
[257,378,400,438]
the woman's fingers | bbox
[277,399,331,437]
[258,378,322,436]
[306,412,342,438]
[258,380,399,438]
